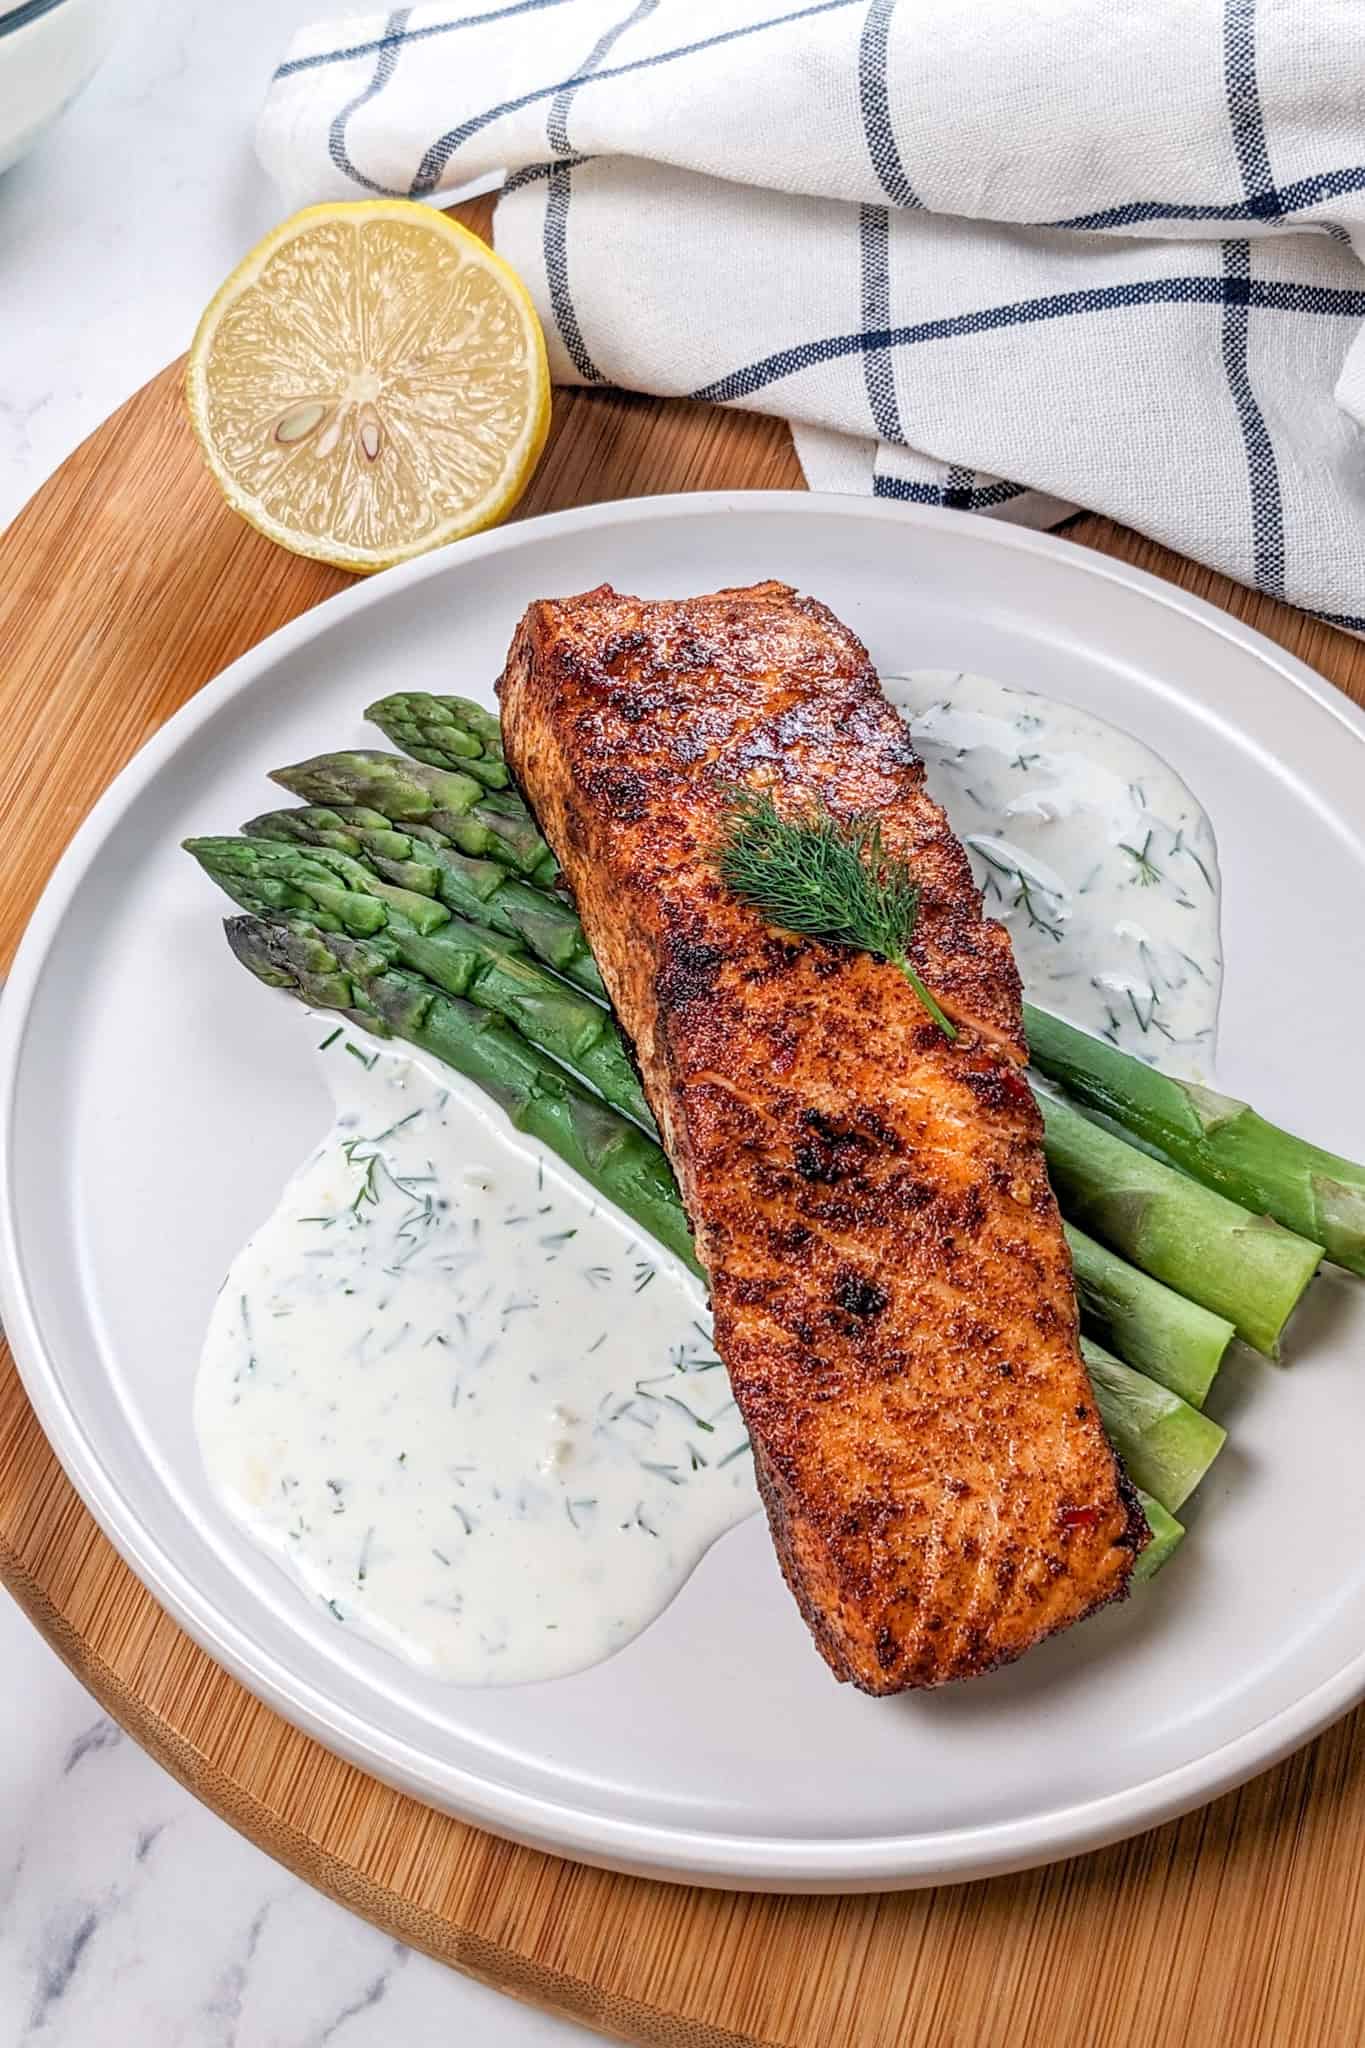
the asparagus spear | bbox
[185,838,652,1131]
[366,692,510,787]
[1133,1491,1183,1582]
[242,804,605,997]
[1026,1003,1365,1280]
[1037,1081,1322,1357]
[223,916,699,1273]
[240,801,446,880]
[1080,1337,1224,1513]
[270,751,557,884]
[1065,1222,1231,1409]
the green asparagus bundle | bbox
[188,834,449,935]
[172,687,1289,1588]
[223,912,1207,1560]
[1038,1082,1322,1358]
[242,803,605,996]
[270,751,557,885]
[196,827,1234,1412]
[1025,1003,1365,1279]
[220,796,1262,1392]
[223,915,698,1273]
[184,837,651,1132]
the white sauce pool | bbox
[197,670,1223,1685]
[887,671,1222,1075]
[196,1043,758,1685]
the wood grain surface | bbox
[4,198,1365,2048]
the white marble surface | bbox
[1,3,595,2041]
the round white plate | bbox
[3,493,1364,1894]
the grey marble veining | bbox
[1,1603,595,2046]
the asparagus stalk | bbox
[1037,1081,1321,1357]
[1080,1337,1224,1513]
[242,804,605,997]
[1133,1491,1183,1582]
[1026,1003,1365,1280]
[185,838,652,1132]
[1065,1222,1232,1409]
[366,692,510,787]
[220,915,1192,1565]
[223,916,699,1272]
[271,751,557,884]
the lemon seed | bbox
[274,401,328,445]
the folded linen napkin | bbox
[258,0,1365,622]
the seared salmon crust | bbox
[499,581,1146,1693]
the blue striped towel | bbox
[258,0,1365,622]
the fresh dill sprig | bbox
[714,787,957,1041]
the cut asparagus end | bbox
[1038,1081,1324,1357]
[1066,1222,1232,1408]
[1082,1337,1226,1513]
[1133,1491,1184,1582]
[1025,1001,1365,1279]
[1316,1175,1365,1275]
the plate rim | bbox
[4,488,1365,1892]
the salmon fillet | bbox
[499,581,1145,1693]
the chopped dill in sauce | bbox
[886,669,1222,1076]
[195,1043,758,1686]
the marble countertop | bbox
[1,3,594,2041]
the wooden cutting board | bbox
[4,196,1365,2048]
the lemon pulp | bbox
[186,202,551,573]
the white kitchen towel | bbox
[258,0,1365,622]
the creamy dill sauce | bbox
[198,671,1223,1684]
[887,671,1222,1076]
[196,1044,758,1685]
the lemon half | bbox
[186,201,551,574]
